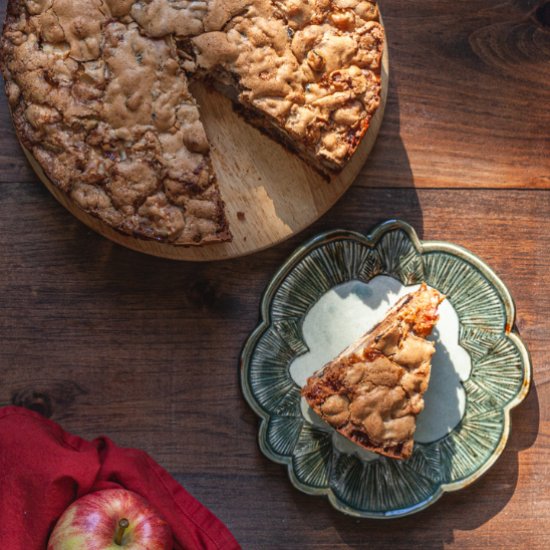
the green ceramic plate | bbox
[240,220,531,518]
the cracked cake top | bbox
[1,0,384,245]
[302,284,444,460]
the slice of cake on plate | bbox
[302,283,444,460]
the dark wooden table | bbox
[1,1,549,548]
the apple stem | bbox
[114,518,130,546]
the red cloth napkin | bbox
[0,406,240,550]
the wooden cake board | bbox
[24,35,389,262]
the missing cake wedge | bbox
[302,283,445,460]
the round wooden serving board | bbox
[24,36,388,262]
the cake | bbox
[0,0,384,245]
[302,284,444,460]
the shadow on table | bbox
[286,380,540,549]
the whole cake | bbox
[0,0,384,245]
[302,284,444,460]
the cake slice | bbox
[302,283,444,460]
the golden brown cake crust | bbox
[0,0,230,245]
[0,0,384,244]
[302,284,444,460]
[192,0,385,170]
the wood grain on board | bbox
[12,17,390,259]
[0,0,549,549]
[24,71,388,260]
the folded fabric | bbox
[0,406,240,550]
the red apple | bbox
[47,488,173,549]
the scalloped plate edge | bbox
[240,219,532,518]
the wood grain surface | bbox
[1,1,550,549]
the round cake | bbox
[0,0,384,246]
